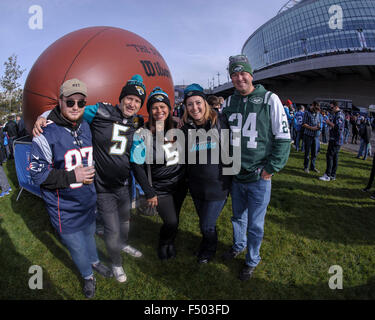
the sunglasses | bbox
[64,99,86,108]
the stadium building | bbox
[214,0,375,110]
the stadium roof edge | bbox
[241,0,315,58]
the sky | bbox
[0,0,286,89]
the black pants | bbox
[365,155,375,190]
[157,183,187,246]
[352,131,359,144]
[97,186,131,266]
[304,135,317,170]
[325,140,341,178]
[8,136,16,159]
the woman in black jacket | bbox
[144,87,187,260]
[181,83,231,264]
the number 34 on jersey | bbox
[228,112,289,149]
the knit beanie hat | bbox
[146,87,171,114]
[228,55,253,76]
[183,83,206,104]
[119,74,147,106]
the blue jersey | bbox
[329,110,345,145]
[294,111,304,132]
[315,113,323,137]
[31,120,97,234]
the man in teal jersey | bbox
[222,55,291,281]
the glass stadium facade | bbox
[242,0,375,72]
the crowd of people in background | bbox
[281,98,375,198]
[0,114,27,197]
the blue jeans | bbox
[97,186,131,267]
[325,140,341,178]
[295,131,304,151]
[60,220,99,279]
[322,127,328,143]
[192,197,227,256]
[357,139,370,159]
[231,178,271,267]
[192,197,226,234]
[304,135,317,170]
[0,165,11,191]
[315,135,321,154]
[344,128,349,144]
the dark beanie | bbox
[119,74,147,106]
[146,87,171,114]
[228,54,253,76]
[183,83,206,104]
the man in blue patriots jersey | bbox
[30,79,112,299]
[33,75,156,284]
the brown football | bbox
[23,26,174,134]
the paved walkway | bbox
[339,130,375,158]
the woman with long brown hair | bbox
[144,87,187,260]
[181,83,231,264]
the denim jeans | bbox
[192,197,226,234]
[59,220,99,279]
[344,128,349,144]
[192,197,227,257]
[315,135,321,154]
[322,127,328,143]
[357,139,370,159]
[325,140,341,178]
[295,131,304,151]
[231,178,272,267]
[0,165,10,191]
[304,135,317,170]
[97,186,131,267]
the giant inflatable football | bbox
[23,26,174,134]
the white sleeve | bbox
[269,93,291,140]
[41,110,52,118]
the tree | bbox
[0,54,25,113]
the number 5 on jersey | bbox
[110,124,129,155]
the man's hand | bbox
[33,117,48,137]
[147,196,158,208]
[326,119,334,128]
[261,169,272,180]
[74,165,95,184]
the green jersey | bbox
[222,84,291,182]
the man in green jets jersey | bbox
[222,54,291,281]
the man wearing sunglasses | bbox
[30,79,113,299]
[33,75,156,284]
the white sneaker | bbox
[319,174,331,181]
[112,266,127,283]
[121,245,143,258]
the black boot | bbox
[167,243,177,259]
[197,229,217,264]
[158,244,169,260]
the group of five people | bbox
[31,54,291,298]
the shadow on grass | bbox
[124,212,375,299]
[4,160,19,187]
[9,189,108,299]
[269,178,375,245]
[0,217,65,299]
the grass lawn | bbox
[1,144,375,300]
